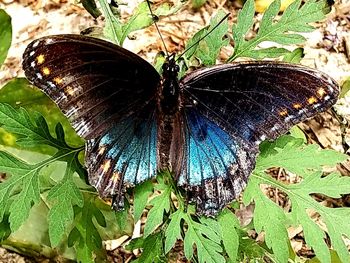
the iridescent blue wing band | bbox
[86,104,157,209]
[175,108,257,216]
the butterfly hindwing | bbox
[181,62,339,145]
[85,103,158,209]
[22,34,160,139]
[175,108,257,216]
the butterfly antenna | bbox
[176,13,230,61]
[146,0,169,57]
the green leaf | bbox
[230,0,329,61]
[0,9,12,67]
[283,47,304,63]
[164,209,185,253]
[256,140,346,176]
[81,0,101,19]
[340,78,350,98]
[244,47,290,59]
[183,214,225,263]
[143,176,171,237]
[98,0,122,45]
[191,0,207,8]
[244,135,349,262]
[232,0,255,51]
[195,11,229,65]
[47,160,84,247]
[218,209,240,262]
[244,176,290,262]
[134,180,153,222]
[132,233,165,263]
[72,197,106,263]
[0,78,83,151]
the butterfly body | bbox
[22,34,339,216]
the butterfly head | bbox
[162,54,179,80]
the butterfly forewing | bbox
[181,62,339,144]
[22,34,160,139]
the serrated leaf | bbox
[143,184,171,237]
[134,180,153,221]
[232,0,255,49]
[244,135,350,263]
[195,11,229,65]
[132,233,165,263]
[244,176,290,262]
[183,214,225,263]
[256,139,346,176]
[73,197,105,263]
[0,9,12,67]
[48,161,84,246]
[230,0,329,61]
[9,169,40,231]
[165,209,185,253]
[0,79,84,151]
[218,209,239,262]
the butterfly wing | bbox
[176,61,339,215]
[85,102,157,209]
[22,34,160,139]
[22,35,160,207]
[172,108,257,216]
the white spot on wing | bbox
[324,95,331,101]
[32,40,40,48]
[298,108,307,115]
[66,106,78,117]
[47,81,55,88]
[284,115,294,123]
[36,72,42,79]
[30,61,35,68]
[29,51,35,56]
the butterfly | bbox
[22,34,339,216]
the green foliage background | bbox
[0,0,348,262]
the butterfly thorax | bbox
[160,56,181,114]
[157,56,182,170]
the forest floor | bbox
[0,0,349,262]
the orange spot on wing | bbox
[279,109,288,116]
[101,159,111,173]
[65,86,75,96]
[317,87,326,97]
[111,172,120,182]
[36,54,45,64]
[98,146,106,156]
[293,103,302,109]
[42,67,50,75]
[307,96,317,104]
[53,77,63,84]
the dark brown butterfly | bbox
[22,34,339,216]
